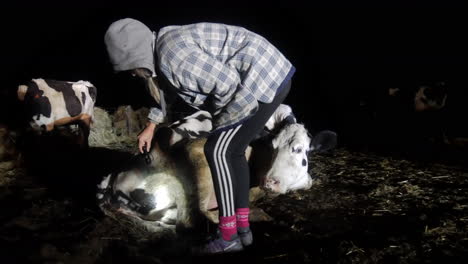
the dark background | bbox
[0,2,466,155]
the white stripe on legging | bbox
[213,130,228,215]
[220,125,242,215]
[214,129,234,216]
[213,125,242,216]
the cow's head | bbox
[414,82,447,112]
[264,124,337,194]
[17,83,52,132]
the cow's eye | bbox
[292,147,302,153]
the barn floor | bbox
[1,142,467,264]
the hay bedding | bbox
[1,106,467,263]
[88,106,149,151]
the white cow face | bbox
[264,125,337,194]
[264,124,312,193]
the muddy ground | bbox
[1,139,467,263]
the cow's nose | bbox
[265,178,280,187]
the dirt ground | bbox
[1,138,467,263]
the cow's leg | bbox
[175,197,193,229]
[184,139,219,223]
[46,123,54,132]
[78,116,91,148]
[204,193,220,224]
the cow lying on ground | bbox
[17,78,97,146]
[97,105,337,232]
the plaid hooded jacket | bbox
[106,20,295,130]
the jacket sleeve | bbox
[167,50,257,128]
[148,107,166,123]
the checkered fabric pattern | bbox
[149,22,295,129]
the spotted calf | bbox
[17,78,97,146]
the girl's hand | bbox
[138,122,157,153]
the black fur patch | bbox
[81,92,86,105]
[284,115,296,125]
[194,113,212,122]
[269,114,297,135]
[44,79,82,117]
[172,127,206,138]
[24,81,52,119]
[88,85,97,102]
[129,189,156,215]
[25,80,40,98]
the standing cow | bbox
[97,105,337,231]
[17,78,97,146]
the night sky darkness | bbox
[1,3,466,152]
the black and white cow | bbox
[17,78,97,145]
[97,110,212,231]
[97,105,337,230]
[413,82,447,112]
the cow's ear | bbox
[310,130,337,152]
[272,136,280,149]
[17,85,28,101]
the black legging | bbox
[204,80,291,217]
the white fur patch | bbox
[71,80,96,120]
